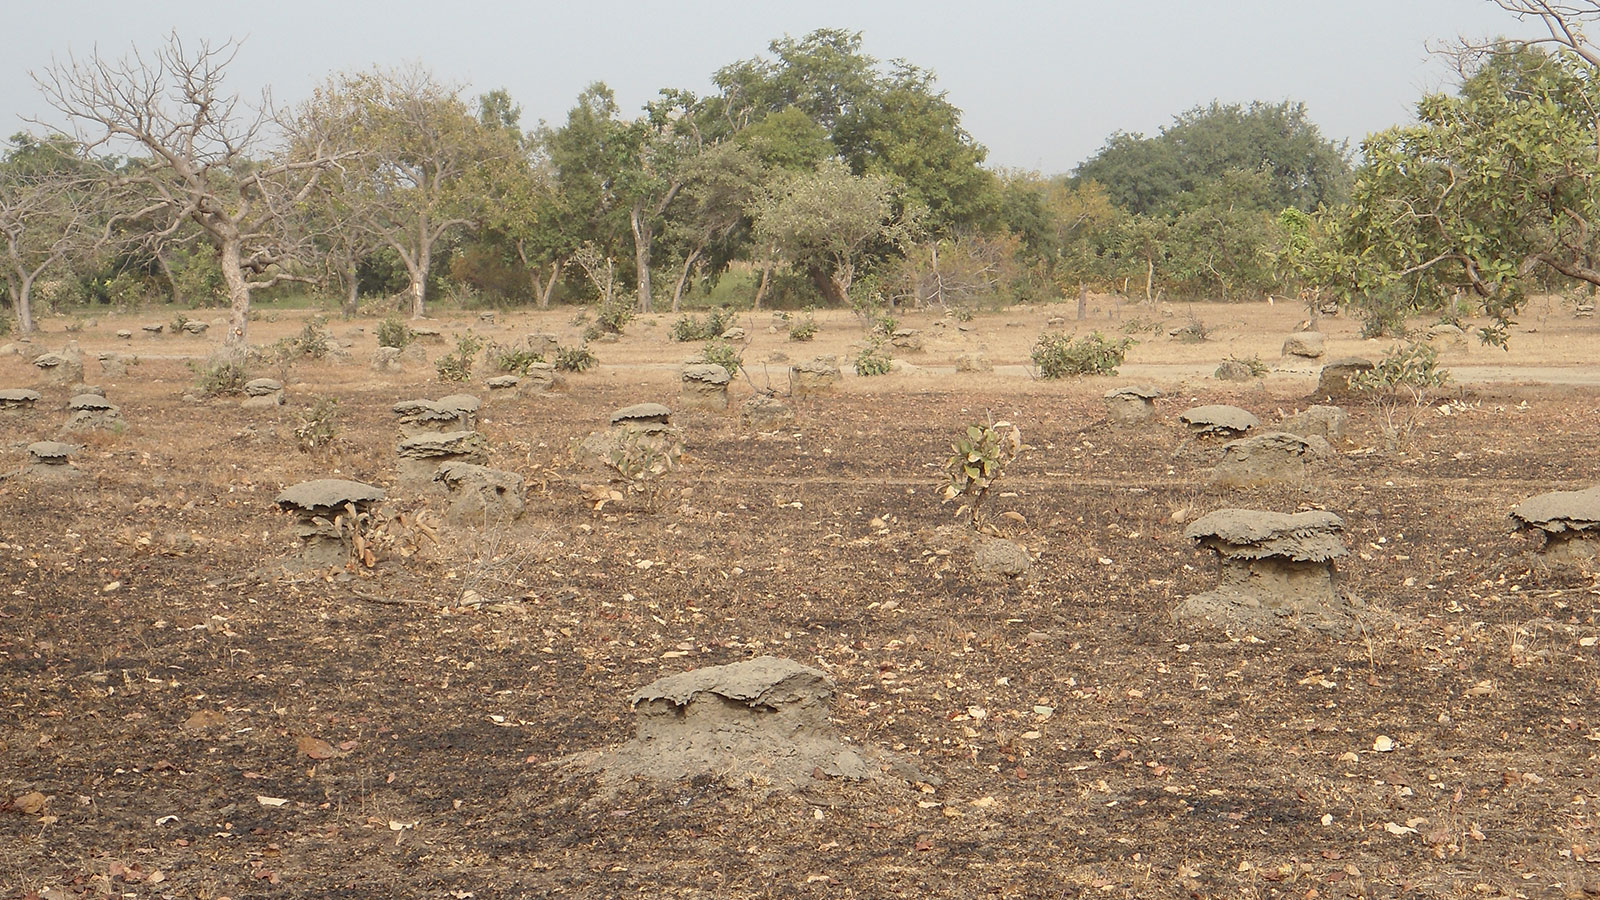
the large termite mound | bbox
[1174,508,1365,637]
[567,657,921,793]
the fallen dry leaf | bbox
[256,796,290,807]
[182,710,225,731]
[13,791,48,814]
[296,735,338,760]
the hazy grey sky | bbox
[8,1,1551,174]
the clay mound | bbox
[567,657,918,793]
[1185,508,1346,561]
[1209,431,1324,487]
[1177,508,1363,637]
[1181,404,1258,436]
[1510,486,1600,534]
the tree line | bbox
[5,6,1599,353]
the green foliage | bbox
[279,316,333,360]
[436,332,483,383]
[294,399,341,453]
[0,315,11,338]
[1075,100,1351,217]
[1357,285,1412,339]
[670,308,735,342]
[853,339,893,376]
[554,343,598,372]
[190,359,249,397]
[941,421,1022,528]
[376,316,413,349]
[1350,341,1450,450]
[170,311,191,334]
[788,310,819,341]
[1170,317,1209,343]
[583,293,634,341]
[1119,316,1166,336]
[487,341,545,375]
[699,337,743,376]
[1337,44,1598,345]
[1031,331,1133,378]
[1225,353,1269,378]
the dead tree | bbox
[32,32,350,356]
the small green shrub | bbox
[436,332,483,383]
[294,399,341,453]
[941,421,1023,527]
[594,295,634,335]
[700,338,743,377]
[0,316,12,338]
[274,316,333,361]
[1170,318,1208,343]
[1226,353,1269,378]
[670,308,735,342]
[190,359,249,396]
[170,311,191,334]
[854,340,894,376]
[1031,331,1133,378]
[554,344,598,373]
[487,342,545,375]
[788,311,818,342]
[377,316,413,349]
[1351,340,1449,450]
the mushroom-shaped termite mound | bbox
[562,657,926,794]
[1103,385,1162,425]
[1511,485,1600,568]
[1180,404,1259,438]
[26,441,82,480]
[274,479,385,570]
[1174,508,1365,637]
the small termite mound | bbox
[681,363,732,411]
[26,440,82,480]
[565,657,923,794]
[740,394,795,430]
[241,378,284,409]
[395,430,489,487]
[62,393,123,432]
[791,356,841,398]
[1103,385,1162,426]
[0,388,41,415]
[1174,508,1364,637]
[1510,485,1600,568]
[274,479,385,570]
[573,403,684,478]
[433,461,525,526]
[392,394,479,436]
[1209,431,1326,489]
[1317,357,1374,399]
[1180,404,1259,438]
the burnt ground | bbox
[3,336,1600,899]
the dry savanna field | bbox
[2,296,1600,899]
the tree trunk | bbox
[1144,258,1154,303]
[221,238,252,357]
[154,248,180,305]
[630,204,653,314]
[808,265,846,306]
[535,262,561,309]
[342,257,360,318]
[16,273,36,335]
[671,248,702,315]
[753,258,773,311]
[1076,282,1088,320]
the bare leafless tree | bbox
[1488,1,1600,67]
[32,32,350,356]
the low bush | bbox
[1031,331,1133,378]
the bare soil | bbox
[3,300,1600,899]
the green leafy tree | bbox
[1076,101,1351,217]
[1336,43,1600,345]
[299,66,520,318]
[754,159,917,306]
